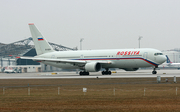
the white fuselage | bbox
[37,48,166,70]
[24,23,167,74]
[167,63,180,68]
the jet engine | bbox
[84,62,101,72]
[123,68,139,71]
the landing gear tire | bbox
[152,71,157,74]
[79,71,89,75]
[152,66,158,74]
[102,69,111,75]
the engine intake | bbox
[85,62,101,72]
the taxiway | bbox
[0,69,180,79]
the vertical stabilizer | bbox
[166,55,172,63]
[28,23,54,55]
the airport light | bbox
[138,36,143,48]
[80,38,84,50]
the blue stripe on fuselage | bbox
[72,57,158,66]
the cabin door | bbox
[143,52,148,59]
[80,54,84,59]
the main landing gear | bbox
[152,66,158,74]
[79,71,89,75]
[102,68,111,75]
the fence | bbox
[1,86,179,97]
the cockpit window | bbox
[154,53,163,56]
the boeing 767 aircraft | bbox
[21,23,166,75]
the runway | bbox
[0,69,180,79]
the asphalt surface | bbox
[0,69,180,79]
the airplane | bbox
[20,23,166,75]
[165,55,180,69]
[3,66,21,73]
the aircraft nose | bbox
[160,55,167,63]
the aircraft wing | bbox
[20,57,112,65]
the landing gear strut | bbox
[102,68,111,75]
[79,71,89,75]
[152,66,158,74]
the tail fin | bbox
[28,23,54,55]
[166,55,172,63]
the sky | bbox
[0,0,180,51]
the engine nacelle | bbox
[85,62,101,72]
[123,68,139,71]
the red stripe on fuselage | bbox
[77,58,158,66]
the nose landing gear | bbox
[152,70,157,74]
[152,66,158,74]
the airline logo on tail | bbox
[166,55,172,63]
[38,37,44,41]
